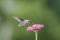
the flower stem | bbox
[35,31,38,40]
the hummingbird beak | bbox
[28,21,31,24]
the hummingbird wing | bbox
[18,22,26,27]
[13,16,24,22]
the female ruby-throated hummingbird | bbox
[13,16,31,28]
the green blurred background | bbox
[0,0,60,40]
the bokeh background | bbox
[0,0,60,40]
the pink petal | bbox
[32,24,44,30]
[27,27,34,31]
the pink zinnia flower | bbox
[32,24,44,30]
[27,24,44,31]
[27,27,34,31]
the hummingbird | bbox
[13,16,31,28]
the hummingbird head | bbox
[25,20,31,24]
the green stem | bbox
[35,31,38,40]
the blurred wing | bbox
[13,16,24,22]
[18,23,26,27]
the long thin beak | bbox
[28,21,31,24]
